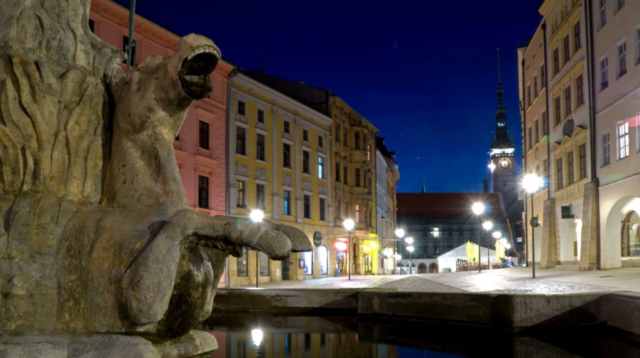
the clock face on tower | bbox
[499,158,511,170]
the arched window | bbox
[318,246,329,275]
[622,211,640,257]
[418,263,427,273]
[429,263,439,273]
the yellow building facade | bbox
[330,97,380,275]
[226,72,345,286]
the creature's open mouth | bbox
[178,45,220,99]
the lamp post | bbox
[522,174,542,278]
[405,237,414,274]
[492,231,501,269]
[483,221,493,269]
[472,203,485,273]
[395,228,405,274]
[250,210,265,288]
[344,219,355,280]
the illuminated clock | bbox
[499,158,511,170]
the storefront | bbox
[361,239,379,275]
[334,238,348,275]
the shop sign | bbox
[313,232,322,247]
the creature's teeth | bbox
[186,75,199,81]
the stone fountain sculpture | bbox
[0,1,310,356]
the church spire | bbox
[491,47,512,149]
[421,167,426,193]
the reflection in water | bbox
[199,313,640,358]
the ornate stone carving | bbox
[303,180,313,192]
[319,185,327,195]
[283,174,294,187]
[256,121,268,132]
[318,146,326,154]
[283,132,293,141]
[236,113,249,125]
[0,2,311,354]
[256,168,268,181]
[236,162,250,177]
[302,140,311,149]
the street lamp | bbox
[488,161,496,173]
[343,219,355,280]
[407,245,414,274]
[250,210,264,288]
[251,328,264,347]
[395,228,405,238]
[472,203,485,273]
[492,231,502,239]
[522,173,543,278]
[483,221,493,269]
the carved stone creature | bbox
[0,0,311,352]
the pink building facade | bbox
[90,0,232,218]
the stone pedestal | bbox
[540,198,557,269]
[580,181,598,271]
[0,330,217,358]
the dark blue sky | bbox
[114,0,543,193]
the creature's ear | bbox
[137,55,164,70]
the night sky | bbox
[112,0,543,193]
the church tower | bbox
[489,48,517,212]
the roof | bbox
[397,192,506,219]
[438,243,496,259]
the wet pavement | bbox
[235,266,640,295]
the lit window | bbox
[303,251,313,275]
[617,42,627,78]
[283,190,291,216]
[432,227,440,238]
[355,204,360,223]
[236,180,245,208]
[618,122,629,159]
[318,157,325,179]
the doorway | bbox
[282,257,290,280]
[622,211,640,257]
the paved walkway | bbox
[235,266,640,295]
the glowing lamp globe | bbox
[407,246,414,253]
[405,237,414,245]
[472,203,485,215]
[482,221,493,231]
[343,219,355,231]
[250,209,264,223]
[395,228,406,238]
[251,328,264,346]
[522,174,543,194]
[492,231,502,239]
[369,241,378,250]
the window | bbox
[355,168,361,187]
[319,197,326,221]
[618,122,629,159]
[89,19,95,33]
[557,158,564,190]
[318,135,324,148]
[256,133,265,161]
[543,159,549,178]
[576,75,584,107]
[335,123,340,143]
[257,109,264,123]
[563,36,570,64]
[259,251,269,276]
[579,144,587,180]
[336,200,341,218]
[238,100,246,115]
[600,57,609,90]
[565,87,572,117]
[303,150,310,174]
[527,86,531,107]
[236,126,246,155]
[355,132,361,150]
[368,178,372,194]
[367,144,371,161]
[303,129,309,142]
[284,120,290,134]
[614,0,624,14]
[318,246,328,275]
[542,112,548,135]
[602,133,611,166]
[122,36,137,67]
[355,204,360,223]
[600,0,607,29]
[343,165,348,185]
[567,151,575,185]
[283,190,291,216]
[528,128,532,149]
[199,121,209,150]
[198,176,209,208]
[236,180,245,208]
[574,22,581,51]
[335,162,340,182]
[535,120,539,143]
[318,157,325,179]
[618,42,627,78]
[555,97,561,125]
[534,77,538,97]
[283,143,291,168]
[256,184,265,210]
[303,251,312,275]
[343,128,347,146]
[541,65,546,88]
[237,248,248,276]
[553,48,560,75]
[304,195,311,219]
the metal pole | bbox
[256,250,259,288]
[409,251,412,274]
[478,215,481,273]
[531,192,536,278]
[348,230,351,280]
[487,231,490,270]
